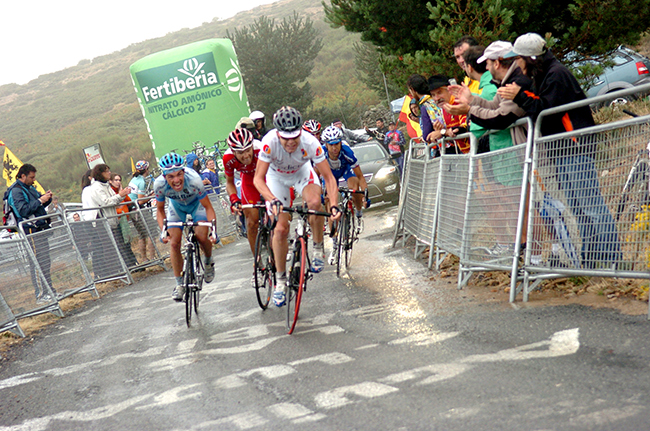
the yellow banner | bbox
[2,146,46,194]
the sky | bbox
[1,0,278,86]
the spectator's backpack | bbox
[2,183,50,232]
[2,184,19,226]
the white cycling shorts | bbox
[266,163,320,207]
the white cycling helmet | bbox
[321,125,343,144]
[249,110,265,122]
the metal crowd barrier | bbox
[97,198,169,272]
[435,133,477,273]
[459,118,533,293]
[520,84,650,304]
[393,140,440,265]
[394,83,650,313]
[206,187,239,240]
[64,207,133,285]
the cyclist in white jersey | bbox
[155,153,217,301]
[254,106,341,307]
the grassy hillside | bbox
[0,0,380,202]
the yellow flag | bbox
[2,145,46,194]
[130,157,136,175]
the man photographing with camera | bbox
[4,163,56,301]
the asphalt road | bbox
[1,205,649,430]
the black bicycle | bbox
[283,204,331,334]
[333,187,367,277]
[242,203,276,309]
[163,217,216,327]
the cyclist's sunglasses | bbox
[326,139,342,145]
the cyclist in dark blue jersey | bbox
[319,126,368,264]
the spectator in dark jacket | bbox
[6,164,56,300]
[499,33,620,268]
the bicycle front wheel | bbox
[184,249,195,327]
[254,228,274,309]
[345,212,356,268]
[286,237,306,334]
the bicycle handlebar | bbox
[282,206,332,218]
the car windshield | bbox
[353,144,386,163]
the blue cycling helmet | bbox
[159,153,185,175]
[135,160,149,172]
[321,125,343,144]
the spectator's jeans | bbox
[27,233,53,298]
[555,155,621,268]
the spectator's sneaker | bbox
[204,260,215,283]
[311,251,325,273]
[172,285,185,302]
[273,287,286,307]
[356,216,364,235]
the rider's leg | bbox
[244,207,259,255]
[302,183,324,244]
[347,177,364,214]
[169,228,184,278]
[272,212,292,275]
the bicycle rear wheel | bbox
[286,237,306,334]
[193,248,203,315]
[254,228,274,309]
[345,213,356,268]
[336,212,349,276]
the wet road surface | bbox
[1,205,649,430]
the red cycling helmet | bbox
[227,128,254,151]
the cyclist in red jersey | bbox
[224,128,263,255]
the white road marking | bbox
[135,384,202,410]
[177,339,198,354]
[214,365,296,389]
[288,352,354,366]
[378,363,470,385]
[314,382,399,409]
[461,328,580,363]
[267,402,326,422]
[388,331,459,346]
[191,412,267,430]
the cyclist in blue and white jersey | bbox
[155,153,217,301]
[254,106,341,307]
[319,126,368,263]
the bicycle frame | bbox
[282,204,331,334]
[163,217,215,327]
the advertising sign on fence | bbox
[129,39,250,160]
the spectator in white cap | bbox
[498,32,621,269]
[446,40,532,147]
[445,40,535,254]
